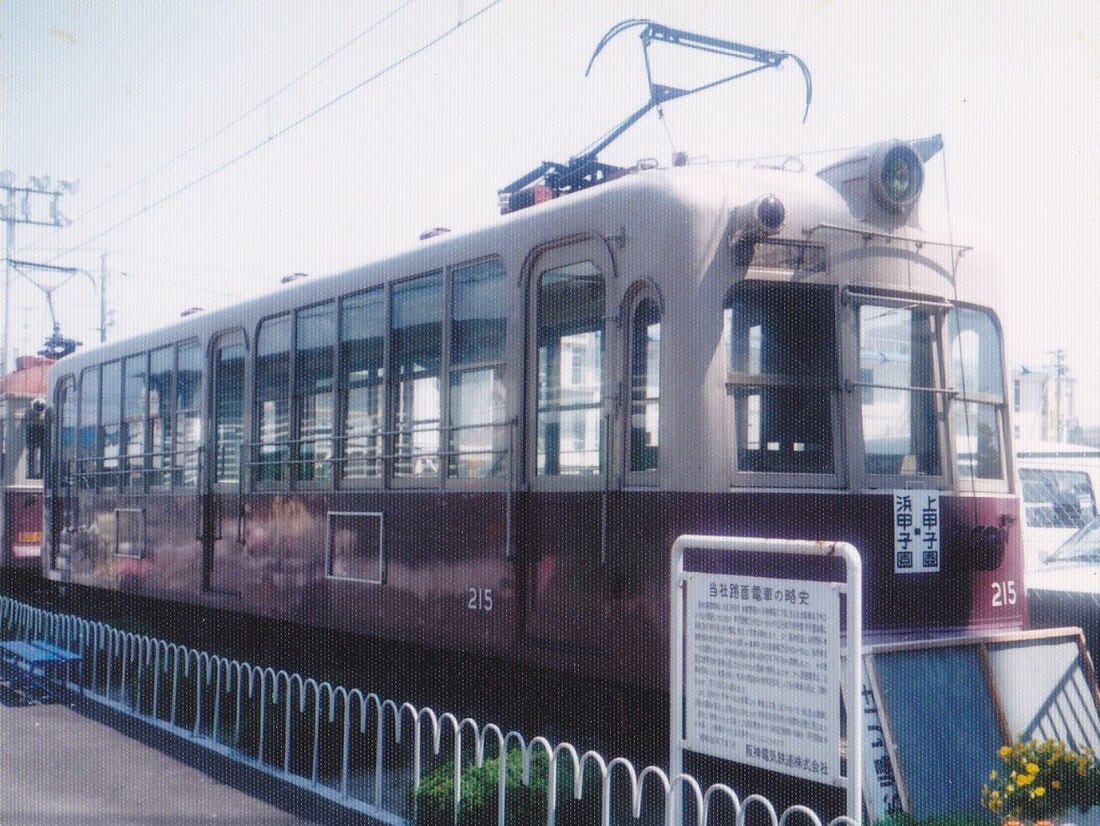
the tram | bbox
[36,130,1024,689]
[1,356,51,575]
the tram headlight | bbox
[869,141,924,213]
[729,195,785,243]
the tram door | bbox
[202,331,246,595]
[521,239,619,651]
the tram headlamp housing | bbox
[869,141,924,213]
[729,195,785,266]
[729,195,785,243]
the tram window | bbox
[340,289,385,481]
[629,297,660,474]
[726,282,835,475]
[57,376,76,490]
[295,302,335,483]
[78,367,98,490]
[450,259,507,478]
[391,273,442,479]
[148,345,174,486]
[213,339,245,484]
[123,353,147,487]
[948,307,1005,480]
[175,341,203,488]
[100,360,122,489]
[254,315,292,484]
[858,305,941,477]
[26,420,45,480]
[536,262,604,476]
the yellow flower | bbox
[990,769,998,780]
[1017,774,1033,786]
[1026,762,1040,774]
[1034,786,1046,797]
[1000,746,1014,758]
[1051,780,1061,789]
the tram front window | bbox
[725,282,836,475]
[947,306,1005,480]
[858,304,941,477]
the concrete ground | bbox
[0,692,385,825]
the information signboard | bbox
[668,535,863,823]
[684,573,841,782]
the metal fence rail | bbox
[0,594,856,826]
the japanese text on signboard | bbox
[684,573,841,783]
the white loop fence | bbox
[0,594,856,826]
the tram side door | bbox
[48,375,77,576]
[520,239,620,651]
[202,332,246,596]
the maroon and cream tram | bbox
[39,137,1023,689]
[2,356,51,574]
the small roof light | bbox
[280,272,309,284]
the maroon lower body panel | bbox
[52,488,1024,690]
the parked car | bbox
[1027,515,1100,659]
[1016,441,1100,568]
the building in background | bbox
[1012,350,1082,444]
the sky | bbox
[2,1,1100,423]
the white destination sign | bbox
[893,490,941,573]
[684,573,841,782]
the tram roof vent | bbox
[816,134,942,226]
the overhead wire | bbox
[42,0,506,264]
[29,0,419,250]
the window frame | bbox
[251,313,293,489]
[944,302,1011,493]
[623,283,662,488]
[336,287,387,489]
[445,256,510,489]
[846,290,952,491]
[725,278,844,489]
[210,329,248,492]
[526,241,613,493]
[388,270,445,488]
[293,300,337,488]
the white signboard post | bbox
[669,536,862,823]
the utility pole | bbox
[1050,349,1068,442]
[100,252,108,343]
[0,171,77,373]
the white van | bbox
[1015,440,1100,568]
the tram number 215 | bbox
[468,587,494,612]
[991,580,1017,607]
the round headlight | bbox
[755,195,786,232]
[870,142,923,212]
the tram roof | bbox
[46,155,962,373]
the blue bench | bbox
[0,640,82,704]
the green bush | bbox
[873,812,995,826]
[414,747,602,826]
